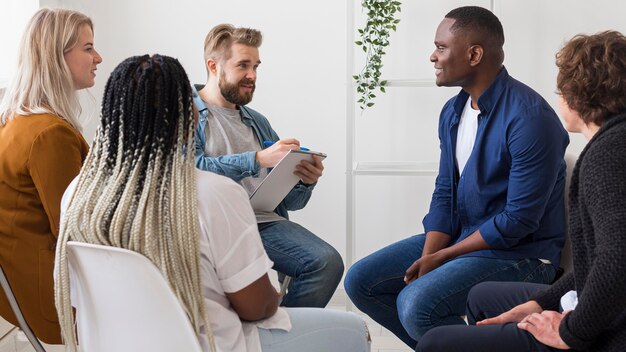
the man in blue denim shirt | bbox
[345,6,569,348]
[194,24,343,308]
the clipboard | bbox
[249,149,327,212]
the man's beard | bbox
[219,71,255,106]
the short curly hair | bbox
[556,31,626,126]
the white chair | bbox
[66,241,204,352]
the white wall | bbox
[47,0,348,260]
[33,0,626,268]
[0,0,38,87]
[502,0,626,155]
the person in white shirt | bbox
[54,54,369,352]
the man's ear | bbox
[207,59,218,75]
[468,45,483,67]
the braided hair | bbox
[54,54,214,351]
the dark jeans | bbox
[417,281,564,352]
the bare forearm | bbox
[423,231,453,255]
[226,274,280,321]
[438,230,491,261]
[406,230,492,282]
[261,298,279,320]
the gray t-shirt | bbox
[202,103,284,223]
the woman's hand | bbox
[517,310,571,349]
[477,300,543,325]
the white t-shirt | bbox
[61,170,291,352]
[455,98,480,174]
[195,170,290,351]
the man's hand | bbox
[517,310,571,350]
[295,155,324,185]
[404,251,446,283]
[477,300,543,325]
[256,138,300,168]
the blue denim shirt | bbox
[193,86,315,219]
[422,68,569,267]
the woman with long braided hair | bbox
[55,54,370,352]
[54,54,210,350]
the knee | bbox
[310,245,344,279]
[467,281,493,302]
[397,286,431,340]
[466,282,495,323]
[326,247,344,278]
[415,327,447,352]
[344,259,369,301]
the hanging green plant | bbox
[353,0,401,110]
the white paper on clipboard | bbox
[249,149,327,212]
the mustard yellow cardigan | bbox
[0,113,88,343]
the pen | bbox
[263,141,310,151]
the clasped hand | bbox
[477,300,571,350]
[404,251,446,283]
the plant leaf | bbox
[355,0,401,111]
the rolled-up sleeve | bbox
[198,174,273,293]
[479,105,567,248]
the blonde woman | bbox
[0,8,101,343]
[55,54,370,352]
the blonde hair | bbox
[54,55,214,351]
[0,8,93,131]
[203,23,262,76]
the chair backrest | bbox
[560,153,578,274]
[66,242,203,352]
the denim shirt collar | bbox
[191,84,254,124]
[452,67,509,120]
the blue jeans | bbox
[417,282,559,352]
[259,308,370,352]
[344,235,556,348]
[258,220,344,308]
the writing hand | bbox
[404,252,445,284]
[477,300,542,325]
[295,155,324,185]
[256,138,300,168]
[517,310,571,349]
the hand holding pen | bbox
[264,141,324,185]
[256,138,302,168]
[263,141,310,151]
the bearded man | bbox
[193,24,343,309]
